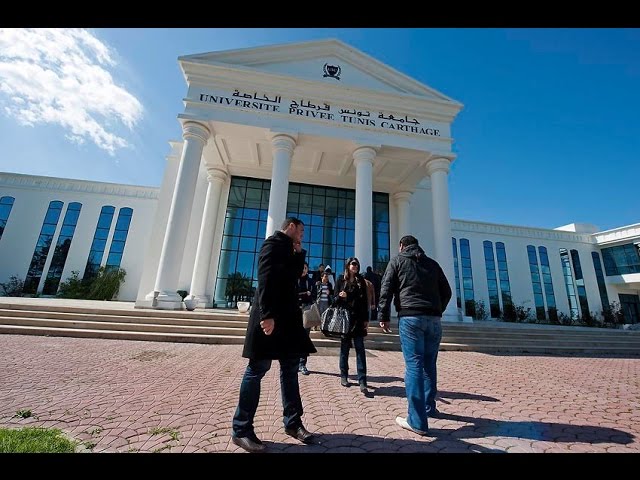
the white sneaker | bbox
[395,416,428,436]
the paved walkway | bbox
[0,334,638,453]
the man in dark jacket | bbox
[378,235,452,436]
[231,217,317,452]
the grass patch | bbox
[0,427,77,453]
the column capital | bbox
[352,146,377,167]
[270,133,297,155]
[206,167,228,183]
[393,191,413,203]
[426,157,451,175]
[181,121,211,144]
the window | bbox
[84,206,115,279]
[559,248,579,319]
[23,201,64,294]
[483,241,500,318]
[459,239,475,317]
[214,177,390,306]
[527,245,546,320]
[570,249,590,317]
[105,207,133,270]
[538,246,557,320]
[495,242,513,312]
[43,202,82,294]
[0,196,15,241]
[452,238,462,309]
[591,251,610,310]
[601,244,640,276]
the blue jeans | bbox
[398,315,442,432]
[232,357,303,438]
[339,335,367,384]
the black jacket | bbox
[378,244,452,321]
[334,273,369,338]
[242,231,317,359]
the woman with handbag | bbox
[334,257,370,393]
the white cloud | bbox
[0,28,143,155]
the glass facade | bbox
[452,237,462,309]
[214,177,390,306]
[527,245,546,320]
[483,241,500,318]
[84,206,115,279]
[538,246,557,320]
[601,244,640,276]
[570,249,590,316]
[23,201,64,294]
[559,248,580,319]
[459,238,475,317]
[495,242,513,311]
[0,196,15,241]
[105,207,133,270]
[43,202,82,295]
[591,251,610,310]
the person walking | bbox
[297,262,315,375]
[315,270,334,316]
[378,235,452,436]
[334,257,370,394]
[231,217,317,452]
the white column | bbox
[353,146,377,270]
[265,134,296,238]
[187,167,228,307]
[393,191,412,240]
[147,121,210,309]
[426,158,460,320]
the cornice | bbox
[451,219,595,244]
[0,173,159,200]
[593,223,640,246]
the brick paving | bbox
[0,334,638,453]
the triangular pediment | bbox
[179,39,460,105]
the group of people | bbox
[231,217,452,452]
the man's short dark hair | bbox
[399,235,419,248]
[281,216,304,230]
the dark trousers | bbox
[232,357,303,438]
[299,327,311,367]
[339,335,367,384]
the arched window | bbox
[43,202,82,294]
[84,206,115,279]
[23,201,64,294]
[105,207,133,270]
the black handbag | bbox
[320,306,353,339]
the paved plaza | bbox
[0,334,638,453]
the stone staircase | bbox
[1,299,639,355]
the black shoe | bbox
[284,425,315,444]
[427,408,441,418]
[359,382,368,393]
[232,433,265,452]
[340,377,349,387]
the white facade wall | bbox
[450,220,611,318]
[0,173,158,301]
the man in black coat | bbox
[231,217,317,452]
[378,235,452,437]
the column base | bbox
[137,291,185,310]
[185,294,212,309]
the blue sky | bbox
[0,28,638,232]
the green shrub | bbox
[0,275,24,297]
[57,271,91,299]
[88,267,127,300]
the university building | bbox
[0,39,638,323]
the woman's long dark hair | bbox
[342,256,361,283]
